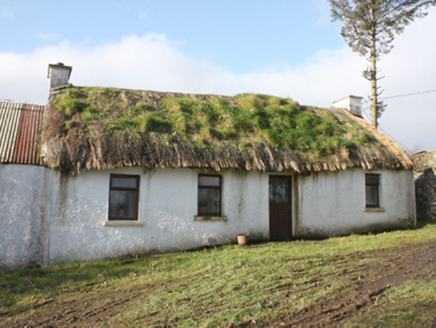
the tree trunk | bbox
[370,8,378,130]
[371,52,378,129]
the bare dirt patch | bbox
[262,240,436,327]
[1,240,435,327]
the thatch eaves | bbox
[41,86,413,174]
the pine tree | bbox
[329,0,435,128]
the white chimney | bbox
[47,62,72,89]
[332,95,363,117]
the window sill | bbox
[105,221,144,227]
[194,215,228,222]
[364,207,385,213]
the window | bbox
[108,174,140,220]
[365,174,380,208]
[198,175,222,216]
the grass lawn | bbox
[1,220,435,327]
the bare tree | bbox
[408,143,424,155]
[329,0,436,128]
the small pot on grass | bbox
[237,234,249,246]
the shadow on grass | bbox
[416,217,436,229]
[0,254,153,309]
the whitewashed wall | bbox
[46,167,416,265]
[0,165,416,271]
[46,168,270,265]
[0,164,47,273]
[0,164,417,269]
[297,169,416,237]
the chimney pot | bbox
[47,63,72,89]
[332,95,363,117]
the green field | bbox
[1,220,435,327]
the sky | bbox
[1,0,435,152]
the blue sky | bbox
[1,1,435,151]
[1,1,341,72]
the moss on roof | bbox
[41,86,413,173]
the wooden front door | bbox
[269,176,292,241]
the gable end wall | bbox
[0,164,47,273]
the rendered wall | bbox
[297,169,416,237]
[1,165,417,269]
[0,164,47,273]
[47,168,270,265]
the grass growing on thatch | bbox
[43,87,410,173]
[54,88,358,150]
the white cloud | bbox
[1,8,435,151]
[376,6,436,152]
[0,33,366,105]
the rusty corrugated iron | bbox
[0,101,45,165]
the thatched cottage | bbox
[0,63,416,272]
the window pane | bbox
[198,188,220,214]
[199,176,220,187]
[366,185,379,207]
[112,177,137,189]
[269,177,289,204]
[109,190,138,218]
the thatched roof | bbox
[41,86,413,174]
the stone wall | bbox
[412,149,436,220]
[412,149,436,171]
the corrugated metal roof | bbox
[0,101,45,165]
